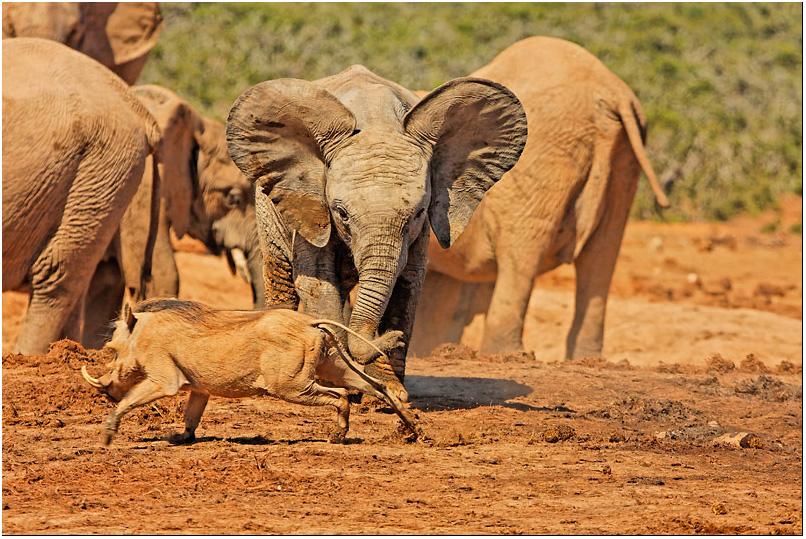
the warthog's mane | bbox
[129,298,299,332]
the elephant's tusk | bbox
[81,365,105,390]
[230,248,252,285]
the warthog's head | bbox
[81,302,145,402]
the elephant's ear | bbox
[96,2,163,66]
[227,78,356,248]
[133,85,203,238]
[404,78,527,248]
[2,2,82,46]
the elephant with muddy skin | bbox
[81,85,263,349]
[2,2,163,85]
[410,36,670,359]
[2,38,161,355]
[227,65,528,399]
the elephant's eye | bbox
[334,205,349,222]
[414,207,426,220]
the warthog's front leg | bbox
[103,379,177,445]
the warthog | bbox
[81,298,418,445]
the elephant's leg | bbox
[61,288,87,346]
[145,209,179,298]
[18,240,112,355]
[480,262,536,354]
[255,190,299,308]
[409,270,464,356]
[566,143,640,359]
[453,281,494,343]
[15,150,145,355]
[377,228,429,384]
[82,259,126,349]
[566,221,625,359]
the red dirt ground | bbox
[2,197,802,534]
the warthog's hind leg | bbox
[285,382,350,442]
[177,391,210,444]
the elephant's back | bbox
[3,38,159,149]
[473,36,624,95]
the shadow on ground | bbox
[405,374,568,412]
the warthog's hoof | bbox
[102,429,115,446]
[169,431,196,445]
[328,428,348,443]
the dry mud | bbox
[2,202,802,534]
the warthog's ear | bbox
[123,302,136,333]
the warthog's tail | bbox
[312,320,419,435]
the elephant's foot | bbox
[479,332,524,355]
[566,343,604,361]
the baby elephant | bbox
[81,298,418,445]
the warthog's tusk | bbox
[230,248,251,285]
[81,365,105,390]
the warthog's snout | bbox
[81,366,118,402]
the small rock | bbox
[686,273,701,285]
[713,432,763,449]
[649,236,664,252]
[712,503,728,515]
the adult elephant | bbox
[2,38,161,355]
[2,2,163,85]
[81,85,263,349]
[410,36,670,359]
[227,65,527,399]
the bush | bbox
[139,2,802,222]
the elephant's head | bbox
[128,85,260,291]
[2,2,163,85]
[227,66,527,362]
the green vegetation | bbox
[139,2,802,222]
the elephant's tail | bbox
[618,98,670,208]
[136,132,163,300]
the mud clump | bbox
[739,353,769,373]
[776,360,802,375]
[430,343,478,361]
[706,354,735,374]
[713,432,764,449]
[733,375,799,401]
[567,357,633,370]
[655,362,704,374]
[490,350,536,364]
[541,425,575,443]
[589,397,697,422]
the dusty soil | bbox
[2,198,802,534]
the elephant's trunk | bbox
[348,243,404,365]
